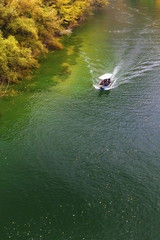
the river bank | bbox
[0,0,108,97]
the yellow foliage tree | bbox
[0,31,38,83]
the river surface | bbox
[0,0,160,239]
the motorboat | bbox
[93,73,112,90]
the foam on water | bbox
[79,0,160,92]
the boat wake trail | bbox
[80,9,160,92]
[80,48,136,91]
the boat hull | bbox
[93,84,111,90]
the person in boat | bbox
[104,79,108,86]
[100,80,105,86]
[100,78,111,86]
[107,78,111,85]
[104,79,111,86]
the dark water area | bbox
[0,0,160,239]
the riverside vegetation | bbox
[0,0,108,90]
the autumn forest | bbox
[0,0,108,84]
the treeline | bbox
[0,0,108,84]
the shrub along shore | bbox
[0,0,108,89]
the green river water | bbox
[0,0,160,239]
